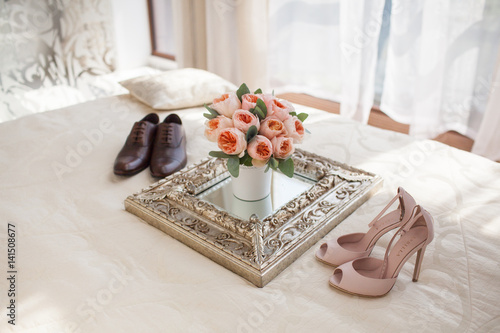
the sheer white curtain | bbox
[267,0,386,122]
[268,0,342,100]
[269,0,500,160]
[171,0,268,90]
[339,0,385,123]
[380,0,500,142]
[171,0,500,160]
[472,46,500,161]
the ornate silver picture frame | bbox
[125,149,383,287]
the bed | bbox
[1,82,500,332]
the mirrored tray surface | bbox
[198,171,315,221]
[125,149,383,287]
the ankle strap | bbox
[368,187,407,228]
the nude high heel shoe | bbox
[315,187,417,267]
[329,205,434,297]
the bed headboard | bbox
[0,0,116,121]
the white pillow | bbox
[119,68,237,110]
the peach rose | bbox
[217,128,247,156]
[232,109,260,134]
[259,116,285,140]
[260,93,275,116]
[241,94,261,111]
[247,135,273,167]
[259,94,294,120]
[210,92,241,118]
[284,116,305,143]
[270,98,294,121]
[271,136,295,159]
[204,116,233,142]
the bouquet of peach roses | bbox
[203,83,307,178]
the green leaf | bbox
[203,113,217,119]
[269,157,279,170]
[265,163,270,173]
[240,153,253,166]
[209,151,232,159]
[278,158,294,178]
[254,88,262,94]
[244,158,253,167]
[297,113,308,122]
[236,83,251,102]
[246,125,258,142]
[204,103,219,116]
[289,111,297,117]
[227,156,240,177]
[254,106,265,120]
[256,98,267,117]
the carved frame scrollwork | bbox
[124,149,383,287]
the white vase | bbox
[230,165,272,201]
[231,195,273,220]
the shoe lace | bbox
[132,122,147,143]
[160,124,174,145]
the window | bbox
[148,0,176,60]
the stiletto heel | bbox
[412,245,426,282]
[316,187,416,267]
[329,205,434,297]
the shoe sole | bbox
[150,163,187,178]
[315,254,339,268]
[328,280,393,298]
[113,165,148,176]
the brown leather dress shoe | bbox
[150,114,187,178]
[113,113,159,176]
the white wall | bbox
[111,0,151,70]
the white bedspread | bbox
[1,94,499,332]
